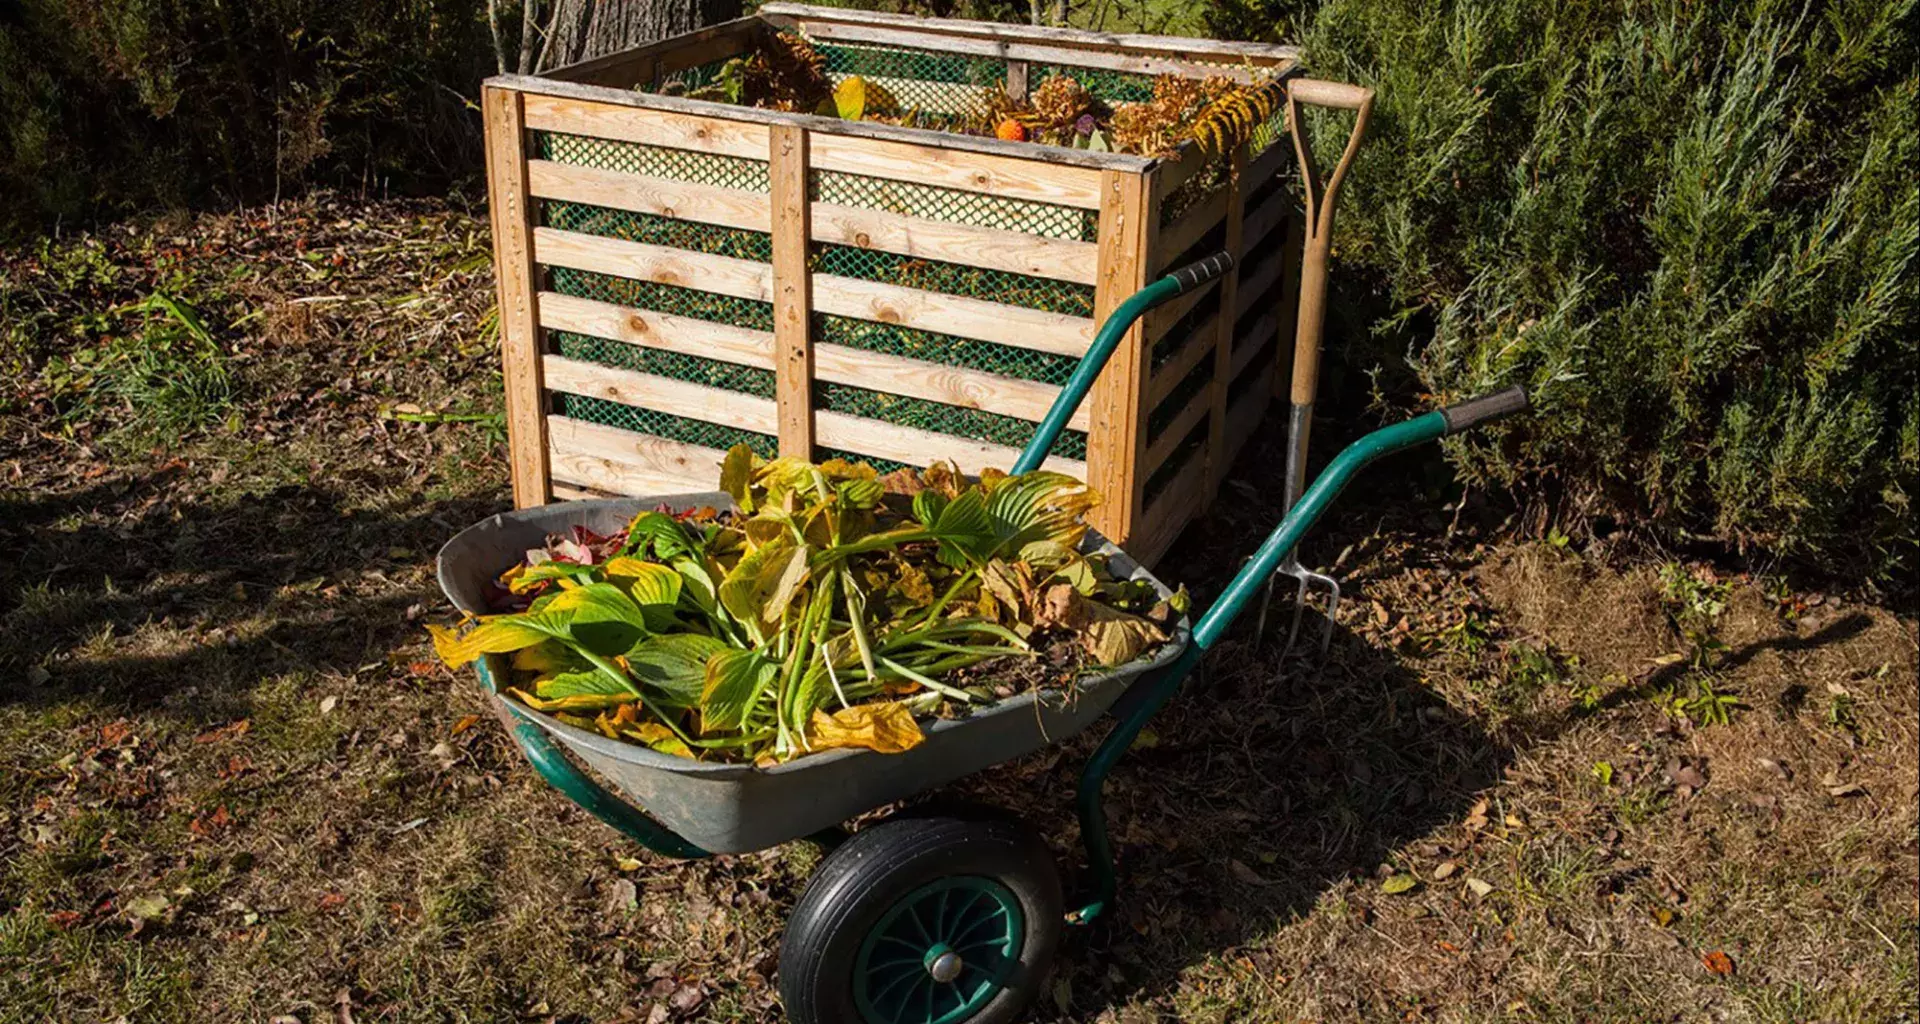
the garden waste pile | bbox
[431,448,1184,765]
[661,30,1285,159]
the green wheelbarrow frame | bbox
[458,250,1528,926]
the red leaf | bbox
[1701,950,1735,975]
[317,892,348,912]
[195,719,251,744]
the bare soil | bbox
[3,197,1913,1024]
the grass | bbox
[1,196,1914,1023]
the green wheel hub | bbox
[853,876,1025,1024]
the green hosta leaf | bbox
[701,647,779,732]
[720,539,811,629]
[621,511,696,561]
[546,582,649,656]
[605,557,684,630]
[536,670,633,702]
[429,612,571,667]
[912,489,948,527]
[624,634,729,707]
[985,472,1095,556]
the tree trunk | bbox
[538,0,743,72]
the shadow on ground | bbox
[0,466,502,723]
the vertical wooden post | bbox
[1005,60,1030,101]
[1086,168,1154,547]
[1205,144,1247,504]
[483,84,550,509]
[769,123,815,459]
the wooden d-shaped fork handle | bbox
[1285,78,1375,410]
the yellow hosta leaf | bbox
[807,701,925,755]
[604,556,683,607]
[428,617,559,668]
[834,76,868,119]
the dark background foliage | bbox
[3,0,1914,579]
[0,0,490,231]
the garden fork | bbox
[1255,78,1375,661]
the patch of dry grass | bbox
[2,199,1913,1024]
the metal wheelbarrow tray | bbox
[437,491,1189,855]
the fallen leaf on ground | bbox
[1465,878,1494,897]
[1432,860,1459,880]
[1381,873,1419,895]
[1701,950,1735,975]
[1228,859,1274,886]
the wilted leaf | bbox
[833,76,868,119]
[702,648,779,731]
[1381,873,1419,895]
[1701,950,1735,975]
[807,701,924,754]
[428,613,568,667]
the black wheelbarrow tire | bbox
[778,811,1063,1024]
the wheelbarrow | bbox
[436,250,1529,1024]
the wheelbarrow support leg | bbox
[1070,387,1530,925]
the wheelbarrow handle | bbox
[1440,386,1530,434]
[1010,252,1235,475]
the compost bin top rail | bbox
[755,3,1302,65]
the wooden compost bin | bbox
[483,3,1303,566]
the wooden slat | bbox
[1269,213,1305,399]
[522,92,772,160]
[1145,391,1210,471]
[1240,191,1289,254]
[1154,186,1229,272]
[1233,309,1279,379]
[542,355,778,432]
[552,480,624,501]
[1245,134,1292,192]
[810,201,1099,284]
[1134,452,1208,566]
[1235,248,1286,318]
[1147,310,1222,406]
[538,291,774,367]
[760,3,1299,62]
[539,290,1082,429]
[1086,168,1154,546]
[1151,144,1210,206]
[1224,376,1273,469]
[545,17,757,88]
[788,19,1279,87]
[526,160,771,231]
[770,123,815,458]
[815,412,1084,478]
[533,228,1095,357]
[1207,145,1248,502]
[483,86,551,509]
[548,416,729,496]
[812,274,1094,357]
[534,227,775,301]
[813,345,1086,430]
[808,132,1103,207]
